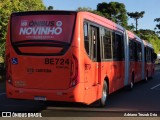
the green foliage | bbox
[97,2,128,28]
[127,23,135,31]
[77,7,105,17]
[136,29,160,53]
[154,18,160,35]
[77,7,92,12]
[136,29,157,40]
[77,2,128,28]
[148,35,160,54]
[127,11,145,32]
[48,6,54,10]
[0,0,46,60]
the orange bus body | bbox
[6,11,155,105]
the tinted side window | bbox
[112,32,117,59]
[129,40,135,61]
[103,29,112,59]
[151,49,154,63]
[116,34,124,60]
[134,42,138,61]
[146,47,152,63]
[84,23,90,55]
[113,33,124,60]
[90,26,99,61]
[137,43,142,61]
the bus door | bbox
[84,25,101,88]
[90,25,101,86]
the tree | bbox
[127,11,145,32]
[77,7,92,12]
[48,6,54,10]
[136,29,157,40]
[77,7,104,17]
[127,23,135,31]
[154,18,160,35]
[135,29,160,54]
[0,0,46,59]
[97,2,128,28]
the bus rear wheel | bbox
[145,71,148,82]
[128,73,134,90]
[130,81,133,89]
[99,81,108,107]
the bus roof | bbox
[127,30,142,43]
[78,11,125,33]
[11,10,77,16]
[143,40,153,48]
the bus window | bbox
[151,49,155,63]
[137,43,142,61]
[84,22,90,55]
[11,13,76,56]
[102,29,112,59]
[129,40,135,61]
[112,32,117,59]
[116,33,124,60]
[113,33,124,60]
[90,26,99,61]
[144,47,147,62]
[146,48,151,62]
[147,48,149,62]
[134,42,138,61]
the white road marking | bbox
[151,83,160,90]
[0,92,6,96]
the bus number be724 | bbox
[45,58,69,65]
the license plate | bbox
[34,96,46,101]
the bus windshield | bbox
[11,14,76,44]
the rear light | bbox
[8,79,12,84]
[6,53,12,85]
[70,54,78,87]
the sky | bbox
[43,0,160,30]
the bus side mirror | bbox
[153,53,157,60]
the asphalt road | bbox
[0,65,160,117]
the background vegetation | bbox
[0,1,160,63]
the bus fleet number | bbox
[45,58,69,65]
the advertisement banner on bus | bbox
[11,15,75,43]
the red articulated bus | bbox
[6,11,156,106]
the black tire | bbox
[145,75,148,82]
[128,73,134,90]
[145,71,148,82]
[99,81,108,107]
[129,81,134,90]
